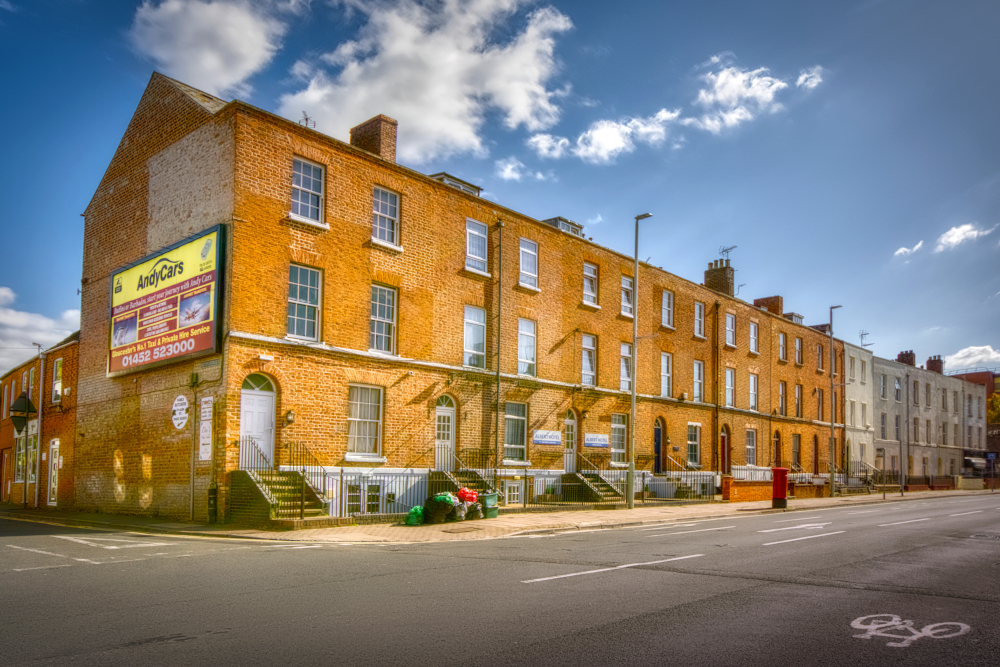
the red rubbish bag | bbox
[457,487,478,503]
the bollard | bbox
[772,467,788,509]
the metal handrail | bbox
[238,436,272,471]
[663,455,688,472]
[285,441,328,503]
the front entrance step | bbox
[229,470,330,526]
[561,472,623,502]
[430,470,495,496]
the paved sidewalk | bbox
[1,489,995,544]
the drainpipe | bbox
[34,348,46,508]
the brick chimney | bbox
[349,114,398,162]
[754,295,783,316]
[926,355,944,374]
[705,259,735,296]
[897,350,916,366]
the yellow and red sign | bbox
[108,227,222,375]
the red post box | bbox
[772,467,788,509]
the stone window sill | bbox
[287,213,329,230]
[370,237,404,253]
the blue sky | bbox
[1,0,998,374]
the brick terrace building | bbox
[76,74,855,520]
[0,332,78,507]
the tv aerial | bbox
[719,245,737,260]
[299,111,316,129]
[859,330,873,348]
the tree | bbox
[988,393,1000,424]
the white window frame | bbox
[860,360,866,383]
[620,343,633,392]
[749,373,758,411]
[518,238,539,289]
[583,263,599,306]
[660,352,672,397]
[779,333,787,360]
[818,389,824,421]
[850,400,856,427]
[2,383,7,419]
[517,319,536,376]
[779,381,786,416]
[749,322,758,354]
[862,403,867,427]
[894,378,901,402]
[290,157,324,225]
[621,276,634,317]
[287,264,321,341]
[894,414,900,440]
[51,358,63,403]
[611,414,627,464]
[746,429,757,466]
[661,290,674,327]
[463,305,486,368]
[725,368,735,407]
[369,285,396,354]
[347,384,383,457]
[795,337,803,364]
[687,423,701,466]
[725,313,736,347]
[881,413,887,440]
[694,302,705,338]
[372,186,399,246]
[693,360,704,402]
[849,356,855,380]
[504,402,528,462]
[881,375,888,400]
[817,344,824,370]
[465,219,488,274]
[582,334,597,386]
[795,384,803,418]
[14,435,25,482]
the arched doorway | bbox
[720,426,730,474]
[773,431,782,467]
[812,435,819,475]
[435,395,456,471]
[653,419,664,474]
[240,374,276,466]
[564,410,577,473]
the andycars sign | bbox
[108,226,223,376]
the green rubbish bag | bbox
[405,506,424,526]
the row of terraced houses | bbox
[0,74,992,523]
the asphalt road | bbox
[1,495,998,666]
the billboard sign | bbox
[108,226,223,376]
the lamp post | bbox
[628,212,653,510]
[10,391,38,509]
[829,305,841,498]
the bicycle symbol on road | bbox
[851,614,970,648]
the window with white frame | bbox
[517,319,536,376]
[914,417,920,443]
[347,385,382,456]
[779,333,787,360]
[817,344,824,370]
[749,373,758,411]
[621,276,634,317]
[850,400,856,427]
[662,290,674,327]
[860,360,866,383]
[862,403,867,427]
[2,383,7,419]
[881,375,888,399]
[29,368,35,397]
[519,238,538,288]
[693,360,704,402]
[795,337,802,364]
[953,391,958,412]
[14,435,25,482]
[795,384,803,418]
[287,265,320,340]
[369,285,396,354]
[779,381,786,416]
[620,343,632,392]
[291,158,324,223]
[725,313,736,347]
[725,368,735,407]
[941,388,947,410]
[504,402,527,461]
[953,423,958,445]
[582,334,597,386]
[660,352,672,397]
[880,413,887,439]
[463,306,486,368]
[793,434,801,466]
[694,302,705,337]
[750,322,759,353]
[913,380,919,405]
[746,429,757,466]
[940,422,947,445]
[583,263,598,305]
[465,219,488,273]
[818,389,825,421]
[894,378,901,402]
[894,414,900,440]
[849,356,855,380]
[977,396,982,418]
[927,419,932,444]
[372,187,399,245]
[687,424,701,465]
[51,358,63,403]
[611,414,627,463]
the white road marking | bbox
[522,554,704,583]
[7,545,68,559]
[641,523,699,531]
[949,511,983,517]
[878,518,930,527]
[773,516,823,522]
[51,536,172,550]
[846,510,881,515]
[763,531,846,546]
[14,564,73,572]
[758,523,832,533]
[646,526,735,538]
[851,614,971,648]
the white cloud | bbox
[796,66,823,89]
[0,288,79,376]
[893,240,923,257]
[279,0,572,163]
[587,214,603,226]
[945,345,1000,371]
[933,223,997,252]
[527,133,569,159]
[681,59,789,134]
[494,156,549,181]
[571,108,681,164]
[129,0,287,97]
[0,1,16,12]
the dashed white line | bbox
[878,518,930,527]
[641,523,699,531]
[13,564,73,572]
[763,531,846,546]
[949,511,984,517]
[773,516,823,522]
[6,545,68,559]
[758,523,832,533]
[522,554,704,583]
[846,510,881,515]
[646,526,735,538]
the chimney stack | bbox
[926,355,944,374]
[350,114,398,162]
[705,259,735,297]
[897,350,916,366]
[754,295,783,316]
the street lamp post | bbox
[628,212,653,510]
[829,305,841,498]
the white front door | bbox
[564,414,577,473]
[47,441,59,506]
[435,406,455,471]
[241,390,275,464]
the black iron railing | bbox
[238,436,272,472]
[285,441,328,501]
